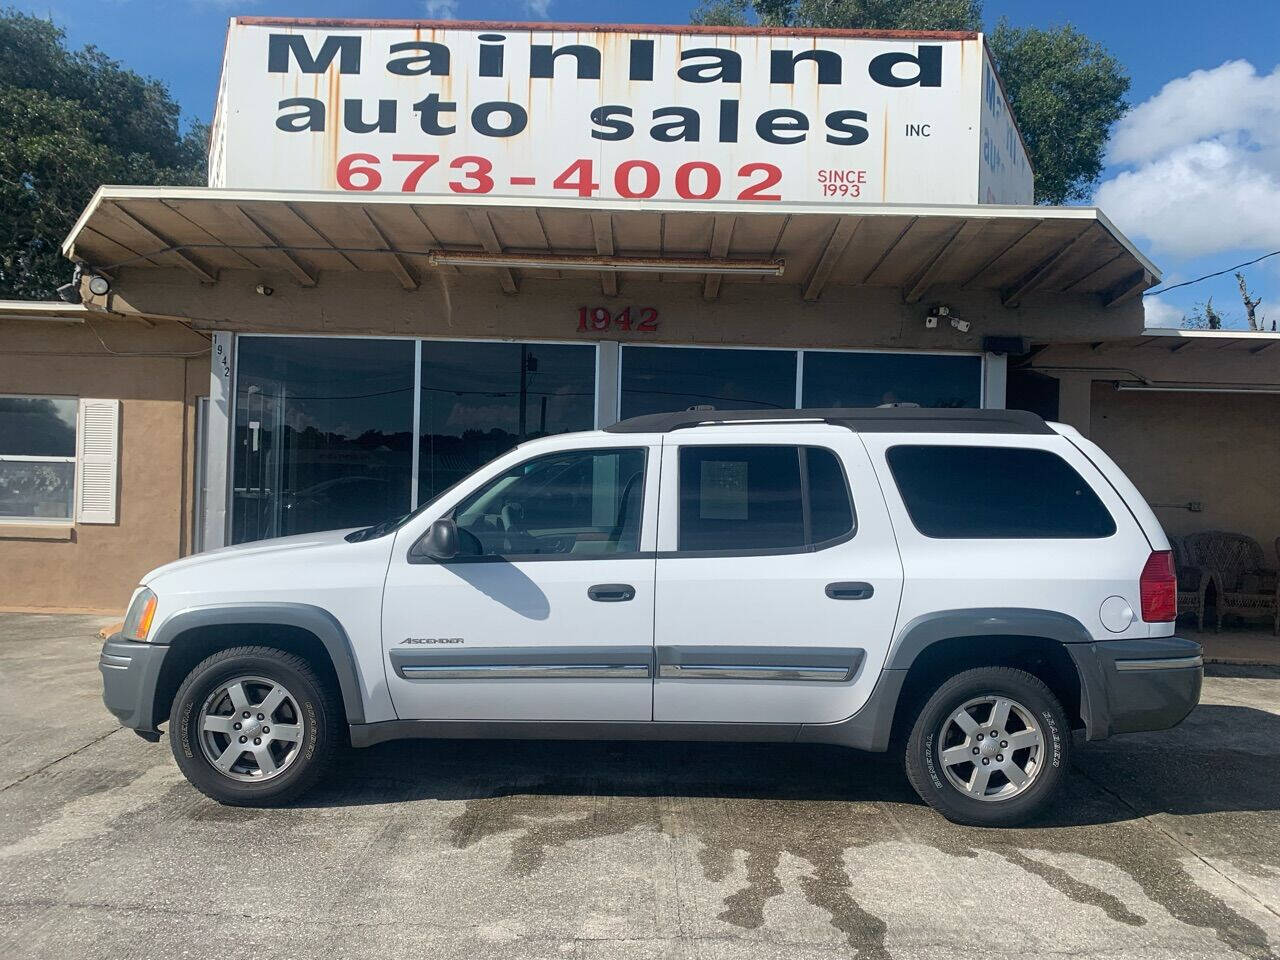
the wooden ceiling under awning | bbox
[63,186,1161,308]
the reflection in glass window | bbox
[802,352,982,409]
[232,337,415,543]
[418,341,595,505]
[0,396,77,457]
[452,448,645,558]
[620,346,796,419]
[0,395,78,521]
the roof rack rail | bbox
[605,407,1053,435]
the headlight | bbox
[121,587,158,641]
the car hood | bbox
[142,528,360,585]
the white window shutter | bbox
[76,399,120,524]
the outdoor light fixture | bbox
[428,250,784,276]
[87,274,111,296]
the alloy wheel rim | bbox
[938,695,1045,802]
[197,675,305,783]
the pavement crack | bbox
[0,726,122,793]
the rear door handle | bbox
[826,581,874,600]
[588,583,635,602]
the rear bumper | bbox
[99,634,168,734]
[1070,636,1203,740]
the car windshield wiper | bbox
[344,514,409,543]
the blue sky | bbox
[14,0,1280,329]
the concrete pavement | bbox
[1,613,1278,960]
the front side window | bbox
[0,396,77,521]
[450,448,646,559]
[886,445,1117,538]
[677,445,855,553]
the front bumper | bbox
[1071,636,1203,740]
[99,634,169,735]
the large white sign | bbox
[211,19,1033,206]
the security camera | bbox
[949,317,971,333]
[255,283,273,296]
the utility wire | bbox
[1143,249,1280,297]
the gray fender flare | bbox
[152,603,366,724]
[887,607,1100,735]
[887,608,1094,669]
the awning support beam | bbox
[228,204,317,287]
[803,216,861,302]
[704,215,737,301]
[1103,269,1151,308]
[1001,224,1094,307]
[111,204,219,284]
[591,213,617,297]
[903,219,985,303]
[465,209,518,294]
[358,208,418,291]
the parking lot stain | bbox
[432,740,1276,959]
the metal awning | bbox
[1094,327,1280,355]
[63,186,1160,306]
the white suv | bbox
[101,409,1202,826]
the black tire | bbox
[904,666,1069,827]
[169,645,342,806]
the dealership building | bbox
[2,18,1278,612]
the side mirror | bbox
[416,518,459,561]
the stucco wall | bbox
[0,318,209,612]
[1090,383,1280,552]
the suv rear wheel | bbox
[904,666,1069,827]
[169,645,341,806]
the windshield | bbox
[343,472,474,543]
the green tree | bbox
[687,0,1128,204]
[0,8,206,300]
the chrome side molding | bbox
[400,662,651,680]
[658,663,851,682]
[1114,655,1204,672]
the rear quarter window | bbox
[885,445,1117,539]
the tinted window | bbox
[232,337,415,543]
[452,448,645,558]
[678,446,854,552]
[802,352,982,409]
[0,396,77,457]
[886,445,1116,538]
[418,341,595,504]
[807,447,856,542]
[620,346,796,419]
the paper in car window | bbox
[700,460,748,520]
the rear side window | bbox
[885,445,1116,539]
[678,445,855,553]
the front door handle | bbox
[826,581,874,600]
[588,583,635,602]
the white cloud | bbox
[423,0,459,17]
[524,0,552,17]
[1142,296,1185,329]
[1095,61,1280,260]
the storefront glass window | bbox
[801,352,982,408]
[619,346,797,419]
[418,341,596,504]
[232,337,415,543]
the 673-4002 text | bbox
[336,153,785,201]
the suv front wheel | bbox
[905,666,1069,827]
[169,645,341,806]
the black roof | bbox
[605,408,1054,435]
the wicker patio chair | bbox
[1184,531,1279,633]
[1168,535,1212,631]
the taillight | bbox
[1139,550,1177,622]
